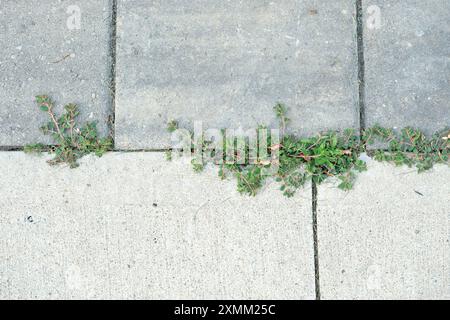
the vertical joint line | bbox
[312,182,321,300]
[109,0,118,145]
[356,0,366,134]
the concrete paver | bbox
[363,0,450,134]
[0,0,113,146]
[317,159,449,299]
[0,152,315,299]
[115,0,359,149]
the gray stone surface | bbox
[317,159,450,299]
[0,0,113,146]
[0,152,315,299]
[364,0,450,135]
[115,0,359,149]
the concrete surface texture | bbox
[0,152,315,300]
[317,159,450,299]
[0,0,449,301]
[363,0,450,135]
[0,0,112,146]
[115,0,359,149]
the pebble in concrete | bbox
[363,0,450,135]
[115,0,359,149]
[0,1,112,146]
[317,159,450,299]
[0,152,315,299]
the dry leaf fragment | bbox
[259,160,272,166]
[270,144,281,151]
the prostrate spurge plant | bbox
[364,126,449,173]
[25,95,113,168]
[167,104,449,197]
[25,96,449,196]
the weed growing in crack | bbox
[25,95,113,168]
[25,95,449,194]
[364,126,449,172]
[168,105,449,197]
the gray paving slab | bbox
[317,159,450,299]
[115,0,359,149]
[0,152,315,299]
[363,0,450,135]
[0,0,113,146]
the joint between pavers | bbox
[356,0,366,134]
[0,147,170,153]
[113,149,171,153]
[312,182,321,300]
[0,146,25,152]
[109,0,118,147]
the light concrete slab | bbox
[0,0,113,146]
[317,159,450,299]
[0,152,315,299]
[115,0,359,149]
[363,0,450,135]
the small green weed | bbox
[166,119,179,133]
[25,95,113,168]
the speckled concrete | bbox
[317,158,450,299]
[1,1,449,301]
[115,0,359,149]
[0,0,113,146]
[363,0,450,135]
[0,152,315,299]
